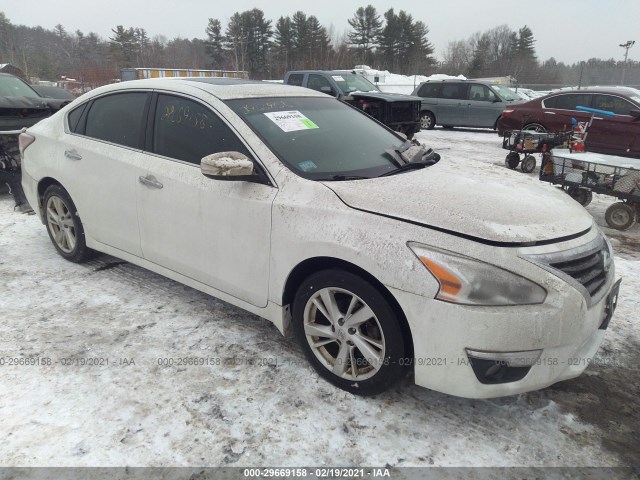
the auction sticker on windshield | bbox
[264,111,319,132]
[332,75,345,81]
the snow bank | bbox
[352,65,466,95]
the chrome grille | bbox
[521,233,613,307]
[549,248,608,297]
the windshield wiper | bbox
[322,174,370,181]
[379,144,441,177]
[379,162,429,177]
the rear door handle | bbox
[138,175,163,189]
[543,111,556,115]
[64,150,82,160]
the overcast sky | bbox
[2,0,639,66]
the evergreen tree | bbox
[347,5,381,65]
[205,19,225,68]
[273,16,294,74]
[109,25,136,68]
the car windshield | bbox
[0,75,41,98]
[332,73,378,94]
[226,96,406,179]
[491,84,521,101]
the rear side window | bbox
[84,92,148,149]
[418,83,441,98]
[592,95,636,115]
[152,94,249,165]
[67,103,87,133]
[543,94,592,111]
[286,74,304,87]
[440,83,467,100]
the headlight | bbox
[408,243,547,306]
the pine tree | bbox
[273,16,293,74]
[347,5,381,65]
[109,25,136,68]
[205,19,225,68]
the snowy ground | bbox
[0,128,638,470]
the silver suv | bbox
[412,79,524,130]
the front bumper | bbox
[390,275,619,399]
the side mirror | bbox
[201,151,254,180]
[630,109,640,119]
[493,97,502,103]
[320,86,336,96]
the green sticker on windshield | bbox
[264,111,319,132]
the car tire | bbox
[420,111,435,130]
[523,123,547,133]
[567,187,593,207]
[292,269,408,396]
[43,185,93,263]
[521,155,537,173]
[605,202,636,230]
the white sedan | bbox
[19,78,620,398]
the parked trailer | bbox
[120,68,249,82]
[540,148,640,230]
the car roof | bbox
[81,77,327,101]
[546,86,640,96]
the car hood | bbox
[322,162,593,244]
[349,91,423,103]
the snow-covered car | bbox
[19,78,620,398]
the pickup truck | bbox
[284,70,422,138]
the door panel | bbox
[136,93,277,307]
[586,94,638,155]
[60,92,150,256]
[437,83,468,125]
[136,159,276,307]
[467,84,503,127]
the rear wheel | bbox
[523,123,547,133]
[605,202,636,230]
[43,185,93,263]
[292,269,407,396]
[420,111,435,130]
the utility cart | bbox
[502,130,573,173]
[540,148,640,230]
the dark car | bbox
[0,73,68,209]
[284,70,422,138]
[32,85,77,101]
[497,87,640,157]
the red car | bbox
[497,87,640,157]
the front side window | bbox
[84,92,148,149]
[286,74,304,87]
[152,94,248,164]
[307,74,334,94]
[226,96,406,179]
[469,84,497,102]
[543,94,592,111]
[592,95,636,116]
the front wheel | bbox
[420,111,435,130]
[292,270,408,396]
[43,185,93,263]
[605,202,636,230]
[521,155,537,173]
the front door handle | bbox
[543,111,556,115]
[138,175,163,189]
[64,149,82,160]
